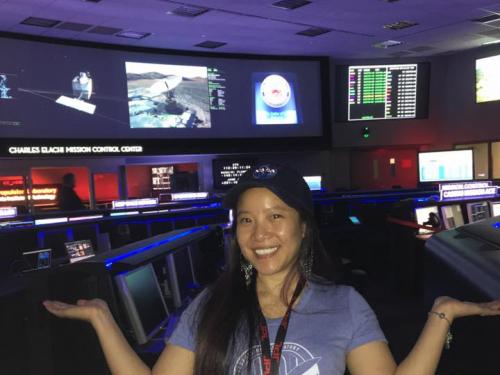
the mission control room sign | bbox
[6,144,144,156]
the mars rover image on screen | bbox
[126,62,211,129]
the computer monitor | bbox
[64,239,95,263]
[418,149,473,183]
[489,201,500,217]
[303,176,322,191]
[212,158,257,190]
[114,263,169,345]
[466,201,490,223]
[440,204,465,229]
[414,206,440,234]
[173,247,198,304]
[348,216,361,225]
[22,248,52,271]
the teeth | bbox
[255,247,278,255]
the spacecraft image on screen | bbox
[0,72,21,127]
[55,71,96,114]
[252,72,301,125]
[0,73,14,99]
[126,62,211,129]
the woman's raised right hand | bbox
[43,298,111,324]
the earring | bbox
[240,258,254,287]
[300,247,313,279]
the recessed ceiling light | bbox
[373,40,404,48]
[116,31,151,39]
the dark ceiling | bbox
[2,0,500,58]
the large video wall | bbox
[0,35,327,147]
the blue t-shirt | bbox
[168,282,386,375]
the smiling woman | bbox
[236,187,305,280]
[43,163,500,375]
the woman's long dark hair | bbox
[193,210,335,375]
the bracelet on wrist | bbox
[428,311,453,349]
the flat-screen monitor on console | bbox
[466,201,490,223]
[114,263,169,345]
[22,248,52,271]
[440,204,464,229]
[64,239,95,263]
[490,201,500,217]
[303,176,322,191]
[414,206,440,234]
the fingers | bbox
[43,300,72,311]
[43,299,91,320]
[478,300,500,315]
[433,298,500,319]
[43,300,74,318]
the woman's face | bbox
[236,187,305,280]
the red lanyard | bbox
[257,276,306,375]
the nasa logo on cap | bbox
[252,164,277,180]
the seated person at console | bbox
[44,163,500,375]
[58,173,84,211]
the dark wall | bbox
[329,44,500,149]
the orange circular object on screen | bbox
[260,74,291,108]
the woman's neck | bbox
[256,271,301,318]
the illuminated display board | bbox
[335,63,429,122]
[0,35,330,155]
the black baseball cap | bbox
[223,163,313,216]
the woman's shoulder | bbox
[179,287,212,318]
[308,278,356,295]
[304,279,360,310]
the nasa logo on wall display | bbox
[260,74,291,108]
[252,72,302,126]
[252,164,277,180]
